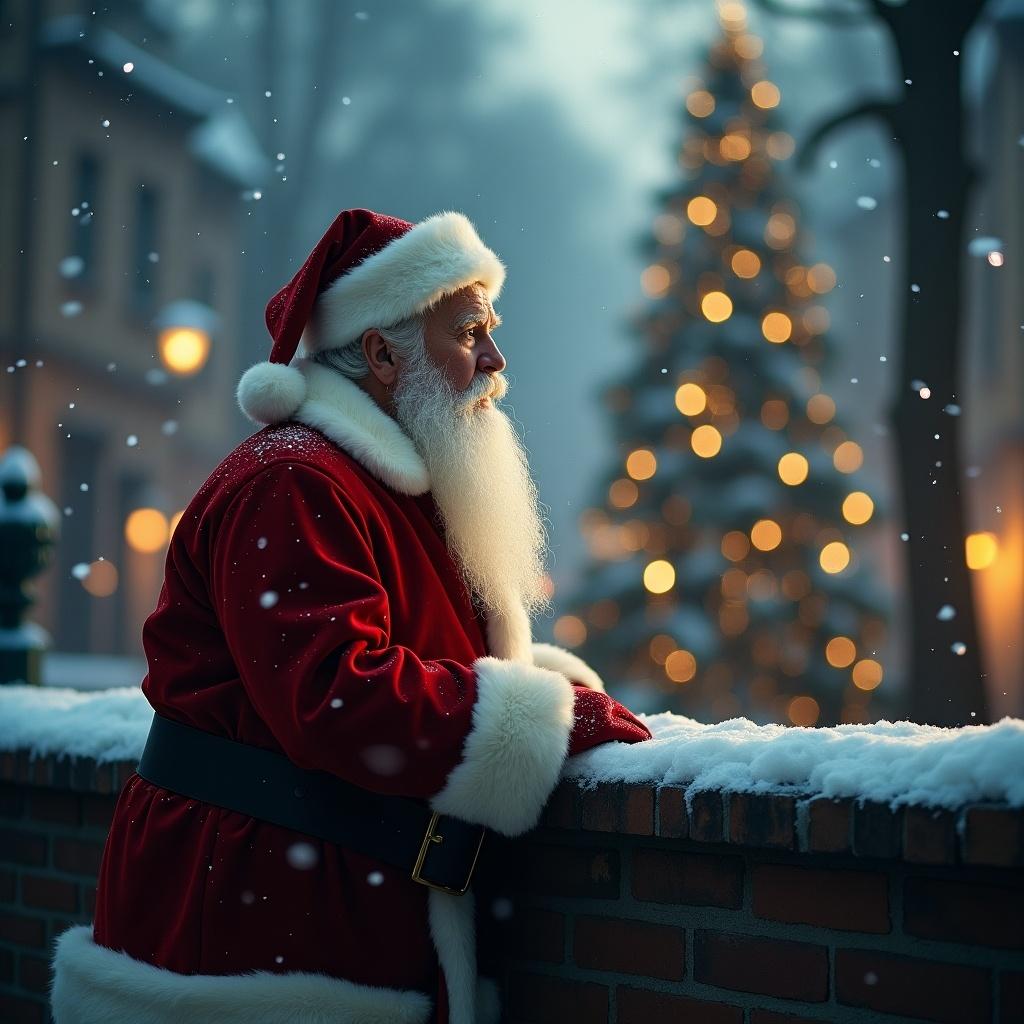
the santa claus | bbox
[51,208,651,1024]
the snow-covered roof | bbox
[1,685,1020,810]
[41,16,270,188]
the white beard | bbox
[392,349,551,621]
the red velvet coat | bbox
[52,360,650,1024]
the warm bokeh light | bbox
[807,263,837,293]
[734,34,764,59]
[751,80,780,109]
[765,131,795,160]
[721,567,747,599]
[553,615,587,648]
[761,311,792,343]
[169,510,185,535]
[691,424,723,458]
[675,382,707,416]
[124,508,169,553]
[852,659,884,691]
[778,452,809,486]
[825,635,857,668]
[820,541,851,574]
[965,532,998,570]
[842,491,874,525]
[720,133,751,161]
[751,519,782,551]
[687,196,718,226]
[788,695,820,726]
[833,441,864,474]
[158,327,211,376]
[722,530,751,562]
[649,633,677,664]
[641,264,671,297]
[781,569,811,600]
[806,393,836,424]
[626,448,657,481]
[653,213,685,245]
[665,648,698,683]
[765,211,796,248]
[719,600,749,636]
[718,1,747,28]
[643,559,676,594]
[701,290,733,322]
[686,90,715,118]
[609,478,639,509]
[80,558,119,597]
[730,248,761,278]
[761,399,789,430]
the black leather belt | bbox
[136,713,486,895]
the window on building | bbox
[130,183,160,316]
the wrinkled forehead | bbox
[441,283,499,327]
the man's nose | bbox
[479,337,506,373]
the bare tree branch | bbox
[796,98,901,171]
[750,0,873,27]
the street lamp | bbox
[153,299,217,376]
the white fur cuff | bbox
[532,642,606,693]
[430,657,574,837]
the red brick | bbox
[21,873,79,912]
[581,784,619,832]
[836,948,990,1023]
[18,953,50,995]
[807,798,851,853]
[752,863,889,933]
[1001,972,1024,1024]
[963,807,1024,867]
[0,826,48,866]
[622,786,654,835]
[82,793,118,828]
[656,786,688,839]
[694,930,828,1001]
[903,806,957,864]
[750,1013,828,1024]
[573,916,684,981]
[0,910,47,947]
[689,790,724,842]
[730,793,795,849]
[509,908,564,964]
[0,782,27,818]
[540,783,578,830]
[524,845,620,900]
[632,848,743,908]
[0,994,47,1024]
[904,876,1024,949]
[853,801,901,859]
[618,987,742,1024]
[0,946,13,983]
[507,972,608,1023]
[54,836,105,875]
[28,791,79,825]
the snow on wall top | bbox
[1,686,1021,809]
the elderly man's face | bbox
[421,284,506,404]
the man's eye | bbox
[460,328,477,341]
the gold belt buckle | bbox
[411,811,486,895]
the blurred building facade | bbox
[0,1,266,661]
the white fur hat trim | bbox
[236,361,307,424]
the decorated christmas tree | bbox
[556,2,891,726]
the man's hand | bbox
[567,683,652,757]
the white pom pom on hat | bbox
[236,207,504,425]
[236,361,307,424]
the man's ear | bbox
[361,329,399,386]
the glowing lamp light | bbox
[153,300,218,377]
[691,424,723,458]
[750,519,782,551]
[675,382,707,416]
[643,559,676,594]
[778,452,809,486]
[665,649,697,683]
[762,311,792,343]
[825,635,856,668]
[965,532,998,570]
[852,659,884,691]
[833,441,864,474]
[626,448,657,481]
[687,196,718,226]
[701,291,733,322]
[720,134,751,161]
[751,80,781,109]
[124,508,169,553]
[553,615,587,648]
[842,491,874,525]
[731,249,761,279]
[819,541,851,574]
[788,695,820,726]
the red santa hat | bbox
[237,208,506,423]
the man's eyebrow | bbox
[451,308,502,332]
